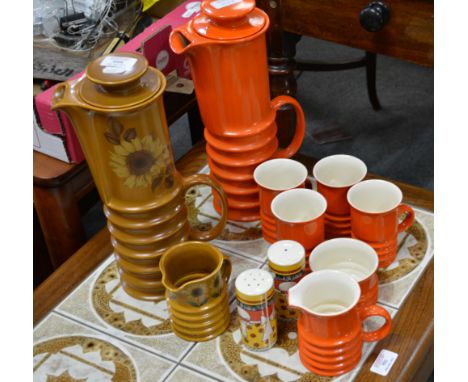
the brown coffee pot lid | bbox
[193,0,267,41]
[78,52,161,110]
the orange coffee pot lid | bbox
[193,0,267,40]
[78,52,162,111]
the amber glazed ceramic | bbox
[271,189,327,254]
[254,159,309,242]
[170,0,306,221]
[160,242,231,341]
[309,238,379,310]
[288,270,392,376]
[312,155,367,239]
[52,52,228,300]
[347,179,415,268]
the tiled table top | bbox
[33,167,434,382]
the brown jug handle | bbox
[221,255,232,284]
[270,95,306,159]
[182,174,228,241]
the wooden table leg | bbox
[33,184,86,269]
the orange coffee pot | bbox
[51,52,228,301]
[170,0,306,221]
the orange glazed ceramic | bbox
[52,52,228,300]
[169,0,306,221]
[309,238,379,310]
[160,241,231,341]
[312,155,367,239]
[347,179,415,268]
[271,189,327,254]
[254,159,309,242]
[288,270,392,376]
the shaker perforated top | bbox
[267,240,306,272]
[235,269,274,303]
[191,0,267,41]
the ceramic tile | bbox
[55,248,261,362]
[377,208,434,309]
[189,166,271,262]
[165,365,219,382]
[55,255,191,362]
[33,312,175,382]
[181,300,397,382]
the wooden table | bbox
[34,142,433,381]
[256,0,434,145]
[33,91,203,278]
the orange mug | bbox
[309,238,379,310]
[254,159,309,243]
[347,179,415,268]
[312,155,367,239]
[271,189,326,254]
[288,270,392,376]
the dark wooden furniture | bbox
[34,142,434,382]
[33,91,203,281]
[257,0,434,145]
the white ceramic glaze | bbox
[347,179,403,214]
[288,270,360,316]
[312,154,367,188]
[271,189,327,223]
[309,238,378,282]
[254,158,308,191]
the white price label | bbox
[370,349,398,376]
[100,56,137,74]
[211,0,242,10]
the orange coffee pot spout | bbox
[170,24,210,55]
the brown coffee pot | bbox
[51,52,228,300]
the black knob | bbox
[360,1,390,32]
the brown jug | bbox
[51,52,228,300]
[160,241,232,341]
[170,0,305,221]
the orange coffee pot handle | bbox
[397,204,415,233]
[359,305,392,342]
[221,255,232,284]
[182,174,228,241]
[270,95,306,159]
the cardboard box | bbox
[33,0,200,163]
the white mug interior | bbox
[347,179,403,213]
[289,270,360,316]
[313,154,367,188]
[271,189,327,223]
[309,238,378,282]
[254,158,308,191]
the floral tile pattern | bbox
[55,248,260,362]
[33,313,175,382]
[35,164,434,382]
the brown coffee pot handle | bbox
[221,255,232,284]
[182,174,228,241]
[270,95,306,159]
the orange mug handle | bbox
[397,204,415,233]
[360,305,392,342]
[270,95,306,159]
[182,174,228,241]
[304,175,316,190]
[221,255,232,284]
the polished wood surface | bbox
[34,142,433,382]
[33,91,202,274]
[282,0,434,67]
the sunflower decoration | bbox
[106,117,172,190]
